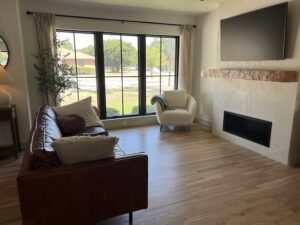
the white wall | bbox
[192,0,300,164]
[0,0,31,146]
[192,10,219,123]
[19,0,196,117]
[193,0,300,123]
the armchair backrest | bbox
[163,89,188,109]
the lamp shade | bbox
[0,67,14,107]
[0,67,15,84]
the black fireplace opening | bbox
[223,111,272,147]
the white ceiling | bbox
[41,0,227,15]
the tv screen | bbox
[221,3,288,61]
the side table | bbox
[0,105,20,159]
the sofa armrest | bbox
[187,95,197,117]
[18,154,148,225]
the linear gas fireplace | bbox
[223,111,272,147]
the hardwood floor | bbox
[1,125,300,225]
[0,153,22,225]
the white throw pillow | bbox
[163,90,188,109]
[53,97,104,127]
[53,135,119,164]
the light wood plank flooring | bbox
[1,125,300,225]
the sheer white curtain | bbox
[178,25,194,94]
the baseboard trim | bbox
[103,115,158,130]
[195,116,212,131]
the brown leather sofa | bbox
[17,106,148,225]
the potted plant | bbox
[34,40,75,106]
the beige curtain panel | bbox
[33,12,56,105]
[179,25,194,94]
[33,12,56,51]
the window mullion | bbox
[95,32,107,119]
[160,36,162,94]
[120,35,124,116]
[175,36,180,90]
[139,35,146,115]
[73,32,79,101]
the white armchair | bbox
[155,90,197,131]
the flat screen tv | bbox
[221,3,288,61]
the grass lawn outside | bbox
[61,89,156,117]
[61,71,174,117]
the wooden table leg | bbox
[9,112,19,159]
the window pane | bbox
[57,32,76,69]
[161,76,175,92]
[146,76,160,113]
[75,33,96,77]
[122,36,138,77]
[60,77,78,106]
[123,77,139,115]
[78,77,98,107]
[104,34,121,77]
[60,89,78,106]
[146,37,160,76]
[105,77,122,117]
[162,38,176,76]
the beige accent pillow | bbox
[53,135,119,164]
[163,90,188,109]
[53,97,104,127]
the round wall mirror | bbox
[0,35,9,68]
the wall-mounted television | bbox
[221,3,288,61]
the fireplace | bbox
[202,69,298,164]
[223,111,272,147]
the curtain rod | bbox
[26,11,196,28]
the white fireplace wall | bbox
[192,0,300,125]
[191,0,300,164]
[213,78,298,164]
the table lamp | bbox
[0,66,15,108]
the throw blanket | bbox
[151,95,174,111]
